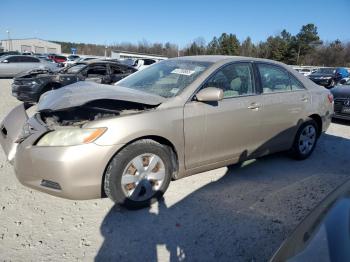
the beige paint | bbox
[0,56,333,199]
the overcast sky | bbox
[1,0,349,47]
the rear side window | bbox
[86,65,107,76]
[289,74,305,91]
[110,65,123,74]
[143,59,156,65]
[8,56,40,63]
[7,56,21,63]
[203,63,255,98]
[22,56,40,63]
[257,64,291,93]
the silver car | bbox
[0,56,333,209]
[0,55,59,77]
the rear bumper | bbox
[332,113,350,121]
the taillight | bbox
[327,94,334,103]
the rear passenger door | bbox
[254,63,309,154]
[21,56,42,71]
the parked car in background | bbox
[330,78,350,120]
[309,67,350,88]
[271,179,350,262]
[0,56,333,208]
[48,54,67,65]
[0,55,59,78]
[298,68,314,77]
[67,55,80,61]
[0,51,20,57]
[11,60,137,103]
[64,56,97,67]
[133,58,157,70]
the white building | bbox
[111,50,167,60]
[0,38,61,54]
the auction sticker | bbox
[171,69,195,76]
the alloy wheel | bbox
[121,153,166,202]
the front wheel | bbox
[289,120,318,160]
[104,139,173,209]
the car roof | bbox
[76,60,129,66]
[173,55,289,66]
[1,55,39,59]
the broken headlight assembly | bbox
[36,127,107,146]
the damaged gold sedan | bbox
[0,56,333,208]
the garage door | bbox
[35,46,45,54]
[47,48,57,53]
[21,45,32,52]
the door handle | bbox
[248,102,261,110]
[301,97,309,102]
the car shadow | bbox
[332,118,350,126]
[96,133,350,262]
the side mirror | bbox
[2,60,8,63]
[195,87,224,102]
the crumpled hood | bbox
[14,68,54,79]
[37,81,166,111]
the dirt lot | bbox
[0,78,349,262]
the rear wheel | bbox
[289,120,318,160]
[104,139,173,209]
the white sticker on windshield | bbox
[170,88,179,94]
[171,68,195,76]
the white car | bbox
[63,57,98,67]
[299,68,314,77]
[133,58,157,70]
[0,55,59,77]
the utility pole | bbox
[6,30,12,51]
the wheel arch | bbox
[308,114,322,137]
[101,135,179,197]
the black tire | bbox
[104,139,173,209]
[289,119,319,160]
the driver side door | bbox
[184,62,263,170]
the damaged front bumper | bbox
[0,104,122,200]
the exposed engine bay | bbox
[39,99,157,127]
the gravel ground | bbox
[0,78,349,262]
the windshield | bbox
[316,68,335,74]
[117,59,212,98]
[65,64,86,74]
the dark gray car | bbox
[0,55,59,77]
[331,79,350,120]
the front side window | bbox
[86,65,107,76]
[117,60,212,98]
[66,64,86,74]
[258,64,291,93]
[203,63,255,98]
